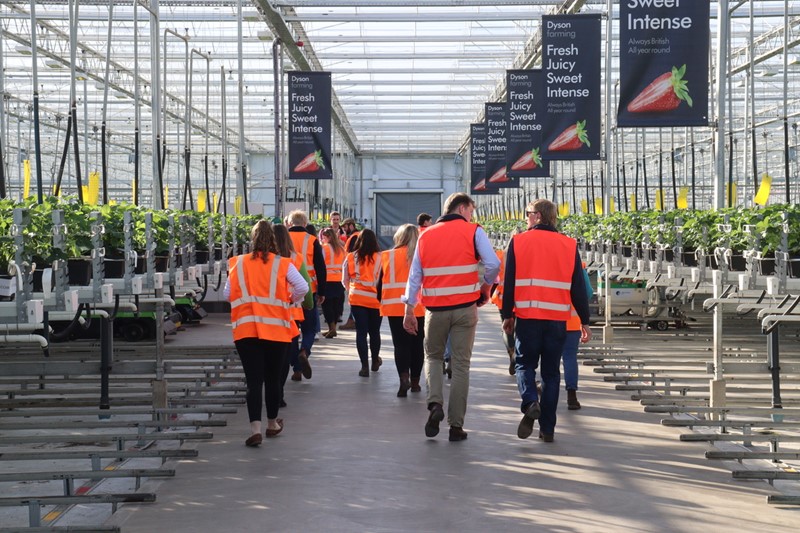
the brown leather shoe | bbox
[517,401,541,439]
[358,366,369,377]
[410,377,422,393]
[291,371,302,382]
[397,374,411,398]
[340,318,356,330]
[538,431,554,443]
[448,426,468,442]
[371,356,382,372]
[245,433,262,447]
[425,403,445,438]
[265,418,284,438]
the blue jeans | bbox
[351,305,382,366]
[514,318,567,435]
[562,330,581,391]
[299,295,318,355]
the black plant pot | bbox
[67,258,92,286]
[196,250,210,264]
[104,258,125,278]
[681,251,698,267]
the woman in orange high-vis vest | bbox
[225,220,308,447]
[320,227,346,338]
[380,224,425,397]
[273,225,314,403]
[342,228,382,377]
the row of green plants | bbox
[477,204,800,255]
[0,196,263,273]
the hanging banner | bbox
[506,70,550,179]
[470,123,496,195]
[485,102,519,189]
[617,0,710,127]
[288,71,333,180]
[540,14,602,161]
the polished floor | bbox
[108,309,799,532]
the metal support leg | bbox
[99,315,111,412]
[28,501,41,527]
[767,327,783,422]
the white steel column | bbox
[602,0,614,344]
[713,0,729,209]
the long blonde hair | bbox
[393,223,419,263]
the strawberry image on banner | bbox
[627,65,692,114]
[548,121,590,153]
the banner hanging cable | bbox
[100,1,113,205]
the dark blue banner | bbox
[540,14,601,161]
[485,102,519,189]
[506,70,550,179]
[470,123,497,195]
[288,71,332,180]
[618,0,709,127]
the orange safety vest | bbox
[228,253,298,342]
[380,247,424,317]
[347,251,381,309]
[323,244,345,283]
[345,231,361,252]
[289,252,306,321]
[566,261,587,331]
[289,231,318,293]
[512,230,576,321]
[490,249,505,308]
[417,219,481,308]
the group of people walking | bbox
[226,193,592,448]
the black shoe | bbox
[567,389,581,410]
[508,349,516,376]
[538,431,554,443]
[279,399,287,408]
[397,378,411,398]
[298,350,312,379]
[425,403,445,438]
[371,356,382,372]
[449,426,468,442]
[517,402,541,439]
[358,366,369,377]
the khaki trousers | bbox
[424,304,478,428]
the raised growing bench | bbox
[0,430,213,448]
[0,493,156,527]
[0,468,175,493]
[0,449,198,468]
[706,450,800,461]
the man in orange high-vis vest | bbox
[502,199,591,443]
[288,210,327,380]
[402,192,500,442]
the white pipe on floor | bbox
[0,333,48,348]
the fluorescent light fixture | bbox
[257,30,271,41]
[15,45,32,55]
[113,90,127,99]
[45,59,64,69]
[757,67,778,77]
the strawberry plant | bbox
[627,65,692,113]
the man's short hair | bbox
[330,211,341,219]
[288,210,308,227]
[443,192,475,215]
[529,199,558,227]
[416,213,432,226]
[341,217,357,227]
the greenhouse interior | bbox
[1,1,800,531]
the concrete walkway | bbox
[109,308,799,532]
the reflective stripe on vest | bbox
[417,219,481,308]
[380,248,423,317]
[348,252,381,308]
[323,245,344,281]
[229,254,297,342]
[289,231,317,292]
[512,229,576,321]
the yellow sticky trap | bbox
[81,185,89,201]
[726,182,738,206]
[164,186,170,209]
[594,197,603,215]
[580,199,588,214]
[609,197,616,213]
[212,192,219,214]
[655,189,665,211]
[630,194,637,211]
[677,187,689,209]
[754,174,770,206]
[234,195,243,215]
[23,160,31,198]
[197,190,207,213]
[88,171,100,205]
[558,202,570,217]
